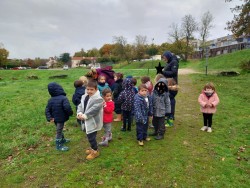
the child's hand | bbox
[77,114,84,120]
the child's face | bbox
[139,88,148,97]
[114,76,117,81]
[99,77,106,83]
[204,88,214,93]
[86,86,97,96]
[103,92,112,102]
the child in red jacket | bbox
[198,82,220,133]
[99,88,115,146]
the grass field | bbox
[0,50,249,187]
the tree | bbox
[0,43,9,68]
[134,35,147,60]
[99,44,113,57]
[226,0,250,37]
[199,11,214,58]
[86,48,100,57]
[74,48,87,57]
[168,23,186,56]
[59,53,71,64]
[112,36,127,60]
[181,14,198,61]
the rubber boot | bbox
[61,134,70,144]
[55,139,69,151]
[114,114,122,122]
[99,137,109,146]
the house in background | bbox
[71,57,97,68]
[46,57,57,67]
[151,55,161,60]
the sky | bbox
[0,0,241,59]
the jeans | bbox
[86,131,98,150]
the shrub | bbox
[240,60,250,71]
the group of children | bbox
[45,71,219,160]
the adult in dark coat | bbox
[162,51,179,123]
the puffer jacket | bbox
[198,91,219,114]
[152,78,171,117]
[117,78,135,111]
[134,93,153,124]
[45,82,73,123]
[162,51,179,84]
[72,86,85,107]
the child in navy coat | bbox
[45,82,73,151]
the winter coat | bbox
[112,79,123,101]
[45,82,73,123]
[72,86,85,107]
[134,93,153,124]
[117,78,135,111]
[103,100,115,123]
[198,91,219,114]
[152,78,171,117]
[162,51,179,84]
[98,82,110,96]
[77,90,103,134]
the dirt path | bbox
[178,68,200,75]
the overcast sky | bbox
[0,0,241,59]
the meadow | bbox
[0,50,249,187]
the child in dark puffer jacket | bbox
[45,82,73,151]
[117,78,135,131]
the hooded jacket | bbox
[134,93,153,124]
[77,90,103,134]
[152,78,171,117]
[72,86,85,107]
[117,78,135,111]
[162,51,179,84]
[198,91,219,114]
[45,82,73,123]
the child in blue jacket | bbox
[45,82,73,151]
[134,84,153,146]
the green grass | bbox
[0,51,250,187]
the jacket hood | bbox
[163,51,173,63]
[123,78,133,90]
[154,78,168,93]
[48,82,66,97]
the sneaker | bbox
[108,133,112,141]
[99,137,109,146]
[145,137,151,141]
[155,135,164,140]
[86,149,100,160]
[200,126,208,131]
[167,119,174,127]
[138,140,144,146]
[149,124,154,128]
[207,127,212,133]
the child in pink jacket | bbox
[198,82,219,133]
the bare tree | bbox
[181,14,198,61]
[112,36,127,60]
[134,35,148,60]
[168,23,182,42]
[199,11,214,58]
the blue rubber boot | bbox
[61,134,70,144]
[55,139,69,151]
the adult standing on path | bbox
[162,51,179,126]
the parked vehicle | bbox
[63,65,69,70]
[37,66,48,69]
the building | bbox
[46,57,57,67]
[71,57,97,68]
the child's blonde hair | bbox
[154,74,165,83]
[79,76,88,86]
[204,82,215,91]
